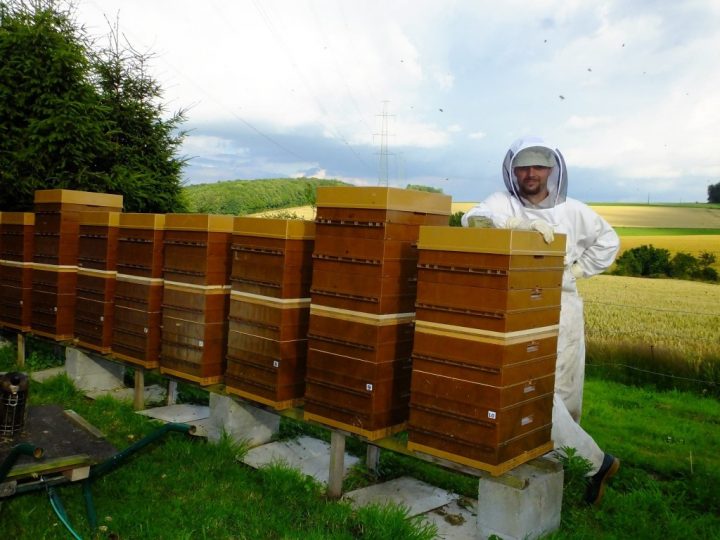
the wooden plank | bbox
[224,386,301,411]
[159,367,223,387]
[5,454,91,480]
[406,440,555,478]
[303,412,406,441]
[64,409,105,438]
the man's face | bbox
[514,166,552,199]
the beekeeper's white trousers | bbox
[550,291,605,475]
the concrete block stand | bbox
[207,394,279,447]
[477,458,564,540]
[65,347,125,393]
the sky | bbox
[77,0,720,203]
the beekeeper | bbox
[462,135,621,506]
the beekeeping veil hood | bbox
[502,136,568,207]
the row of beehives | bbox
[0,187,566,473]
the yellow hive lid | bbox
[164,213,234,232]
[79,211,120,227]
[418,226,566,255]
[34,189,124,209]
[233,216,315,239]
[1,212,35,225]
[119,213,166,229]
[316,186,452,215]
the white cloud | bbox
[78,0,720,203]
[565,115,614,129]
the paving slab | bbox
[343,476,457,517]
[424,498,478,540]
[30,367,66,382]
[136,404,210,424]
[86,384,166,403]
[241,436,359,485]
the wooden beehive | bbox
[0,213,34,331]
[225,218,314,409]
[163,214,233,286]
[111,214,165,368]
[158,215,233,383]
[304,187,451,438]
[30,190,123,340]
[407,227,566,474]
[74,212,120,354]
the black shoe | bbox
[585,453,620,507]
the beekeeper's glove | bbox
[570,262,584,279]
[505,217,555,243]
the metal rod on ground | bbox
[133,368,145,411]
[328,431,346,499]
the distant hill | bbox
[182,178,348,215]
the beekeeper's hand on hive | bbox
[504,216,555,243]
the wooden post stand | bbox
[366,445,380,476]
[167,380,178,406]
[133,368,145,411]
[17,333,25,368]
[328,431,346,499]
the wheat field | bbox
[578,275,720,361]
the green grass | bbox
[3,344,720,539]
[615,227,720,236]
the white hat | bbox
[513,147,555,168]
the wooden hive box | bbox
[307,305,415,363]
[412,324,558,387]
[33,190,123,266]
[117,213,165,279]
[414,227,565,332]
[0,213,34,331]
[230,217,314,298]
[159,282,230,385]
[303,305,415,439]
[74,296,115,354]
[226,293,311,409]
[163,214,233,287]
[111,307,163,369]
[77,212,120,271]
[30,266,76,340]
[310,187,451,315]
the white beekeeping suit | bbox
[462,135,620,475]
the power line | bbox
[249,0,373,173]
[374,101,394,185]
[586,363,718,386]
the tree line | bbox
[0,0,186,212]
[612,245,718,282]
